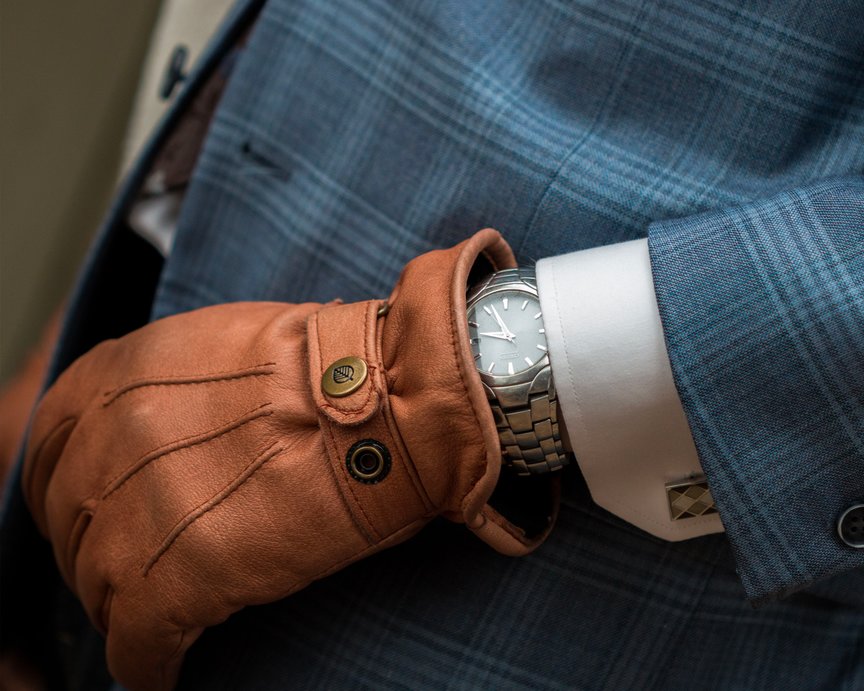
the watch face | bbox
[467,290,548,378]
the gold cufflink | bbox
[322,356,368,397]
[666,477,717,520]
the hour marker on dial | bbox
[521,300,528,311]
[539,328,545,334]
[524,357,533,366]
[487,362,496,373]
[507,362,514,375]
[483,306,492,315]
[537,344,547,352]
[503,297,509,310]
[534,311,542,320]
[468,320,479,328]
[474,352,481,360]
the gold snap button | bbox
[322,356,368,398]
[346,440,391,484]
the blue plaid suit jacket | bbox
[2,0,862,688]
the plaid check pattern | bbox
[2,0,863,689]
[651,181,864,604]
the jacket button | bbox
[160,45,189,100]
[837,504,864,548]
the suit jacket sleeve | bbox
[647,176,864,603]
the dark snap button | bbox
[346,440,391,484]
[837,504,864,548]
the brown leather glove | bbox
[22,229,557,690]
[0,312,60,491]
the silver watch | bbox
[467,267,570,475]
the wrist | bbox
[466,265,572,476]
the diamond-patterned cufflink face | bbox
[666,478,718,520]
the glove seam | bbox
[141,439,284,577]
[101,402,274,499]
[102,362,277,407]
[370,298,435,512]
[318,416,382,544]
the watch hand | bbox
[490,306,515,341]
[479,331,512,340]
[489,305,506,331]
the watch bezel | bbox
[466,280,550,388]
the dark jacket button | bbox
[160,45,189,100]
[837,504,864,548]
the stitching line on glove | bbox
[313,306,377,417]
[142,440,284,576]
[373,307,434,513]
[102,363,277,407]
[320,417,380,544]
[101,403,274,499]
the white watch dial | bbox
[468,290,547,376]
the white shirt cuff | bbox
[536,239,724,541]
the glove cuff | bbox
[308,229,559,556]
[375,229,561,554]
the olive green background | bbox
[1,1,162,382]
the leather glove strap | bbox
[308,299,433,542]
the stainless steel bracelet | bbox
[479,267,570,476]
